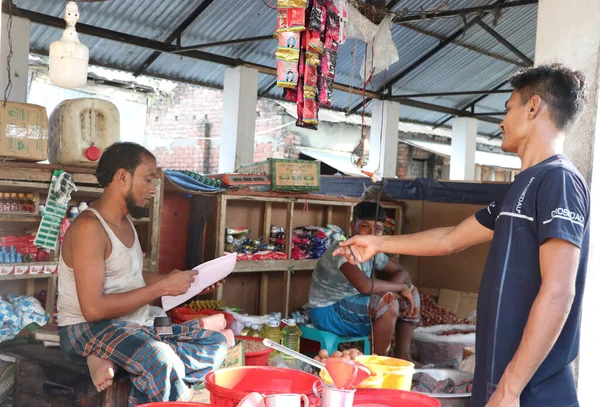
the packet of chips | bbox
[276,7,307,32]
[277,59,299,88]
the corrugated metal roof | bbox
[13,0,538,136]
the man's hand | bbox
[398,285,414,316]
[485,382,520,407]
[333,235,380,264]
[161,270,198,296]
[199,280,224,296]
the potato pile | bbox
[420,294,472,327]
[313,348,363,363]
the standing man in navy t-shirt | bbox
[333,63,589,407]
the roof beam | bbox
[475,20,534,66]
[349,0,512,114]
[259,81,279,98]
[133,0,216,76]
[389,89,513,100]
[399,99,502,125]
[172,35,275,53]
[393,0,538,24]
[433,79,511,128]
[402,24,528,67]
[9,4,377,99]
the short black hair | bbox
[353,202,387,223]
[509,63,587,130]
[96,142,155,187]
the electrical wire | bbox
[3,2,14,108]
[261,0,277,10]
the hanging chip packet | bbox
[276,0,308,89]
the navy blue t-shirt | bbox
[473,155,590,407]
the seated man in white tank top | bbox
[57,142,227,406]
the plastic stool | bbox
[300,324,371,355]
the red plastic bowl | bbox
[135,403,214,406]
[205,366,317,407]
[235,336,274,366]
[354,388,440,407]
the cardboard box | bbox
[0,102,48,161]
[238,159,320,192]
[437,288,478,320]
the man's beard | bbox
[126,193,149,219]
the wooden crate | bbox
[8,344,130,407]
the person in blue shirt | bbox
[333,63,589,407]
[308,202,420,360]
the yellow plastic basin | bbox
[354,355,415,391]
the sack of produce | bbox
[413,324,475,369]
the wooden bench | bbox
[7,344,131,407]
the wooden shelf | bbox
[0,180,103,196]
[0,273,54,281]
[0,213,42,222]
[233,259,319,273]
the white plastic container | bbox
[48,98,120,167]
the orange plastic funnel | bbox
[324,358,371,389]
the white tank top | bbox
[57,208,152,327]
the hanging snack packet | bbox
[278,0,307,7]
[318,77,334,107]
[277,59,299,88]
[321,47,338,79]
[303,97,318,124]
[303,62,318,98]
[309,0,327,32]
[307,30,324,55]
[278,31,301,52]
[326,9,341,42]
[276,8,307,32]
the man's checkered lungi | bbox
[59,318,227,406]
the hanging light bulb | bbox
[49,1,89,88]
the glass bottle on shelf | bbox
[3,193,12,212]
[18,193,26,212]
[26,193,35,213]
[10,193,18,212]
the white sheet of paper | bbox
[161,252,237,311]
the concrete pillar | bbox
[449,117,478,180]
[0,13,30,103]
[369,99,400,177]
[534,1,600,406]
[218,66,258,173]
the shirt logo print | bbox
[516,176,535,214]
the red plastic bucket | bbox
[235,336,274,366]
[354,388,440,407]
[205,366,317,407]
[135,403,214,406]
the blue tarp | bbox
[319,176,509,205]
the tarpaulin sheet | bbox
[319,176,509,205]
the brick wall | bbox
[144,83,452,178]
[145,85,300,174]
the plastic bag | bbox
[226,308,271,336]
[8,294,48,328]
[345,3,377,43]
[361,16,399,81]
[0,297,18,327]
[459,354,476,374]
[413,324,476,369]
